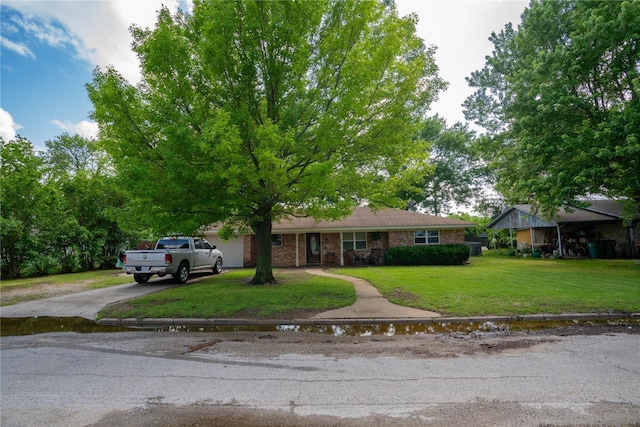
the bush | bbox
[385,245,470,266]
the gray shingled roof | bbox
[488,201,622,230]
[272,207,475,232]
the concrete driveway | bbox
[0,277,180,320]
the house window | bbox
[414,230,440,245]
[271,234,282,247]
[343,232,367,250]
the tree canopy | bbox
[465,0,640,220]
[88,0,445,283]
[404,117,488,216]
[0,136,135,279]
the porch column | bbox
[492,229,497,253]
[295,233,299,267]
[530,227,534,251]
[556,225,563,257]
[509,228,514,249]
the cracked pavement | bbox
[2,329,639,426]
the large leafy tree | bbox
[0,137,45,278]
[0,134,138,278]
[406,117,488,215]
[88,0,445,284]
[465,0,640,220]
[42,134,137,271]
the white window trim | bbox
[414,230,440,245]
[342,232,367,250]
[271,234,283,247]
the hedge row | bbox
[385,244,470,266]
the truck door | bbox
[201,239,216,267]
[194,238,214,267]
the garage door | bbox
[205,234,244,268]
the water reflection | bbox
[2,316,638,337]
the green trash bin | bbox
[603,240,616,258]
[587,242,598,258]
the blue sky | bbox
[1,9,96,148]
[1,0,527,152]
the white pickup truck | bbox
[123,237,223,284]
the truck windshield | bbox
[156,238,190,249]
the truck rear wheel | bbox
[213,257,223,274]
[173,262,190,284]
[133,273,150,284]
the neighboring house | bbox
[487,200,640,258]
[206,207,475,267]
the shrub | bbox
[385,245,470,266]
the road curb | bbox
[97,312,640,327]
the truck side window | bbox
[194,240,203,249]
[202,240,212,250]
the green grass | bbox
[1,269,132,290]
[98,269,356,319]
[5,255,640,318]
[333,253,640,316]
[1,270,133,306]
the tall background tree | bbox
[1,137,44,279]
[0,135,136,279]
[465,0,640,220]
[404,116,489,215]
[41,134,137,272]
[88,0,445,284]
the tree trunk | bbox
[250,215,277,285]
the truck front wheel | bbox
[134,273,150,284]
[213,257,223,274]
[174,262,190,284]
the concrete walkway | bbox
[308,269,441,320]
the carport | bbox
[487,201,637,258]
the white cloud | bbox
[0,108,22,142]
[0,35,35,58]
[3,0,527,128]
[4,0,182,83]
[51,119,99,140]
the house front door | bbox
[306,233,321,264]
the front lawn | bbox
[98,269,356,319]
[9,255,639,319]
[335,254,640,316]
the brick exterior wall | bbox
[320,233,342,266]
[272,234,300,267]
[245,229,467,267]
[243,235,255,267]
[441,229,466,244]
[388,231,413,247]
[388,229,465,247]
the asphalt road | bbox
[2,272,639,426]
[2,328,639,426]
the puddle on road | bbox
[1,316,134,336]
[1,316,638,337]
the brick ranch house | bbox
[205,207,475,268]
